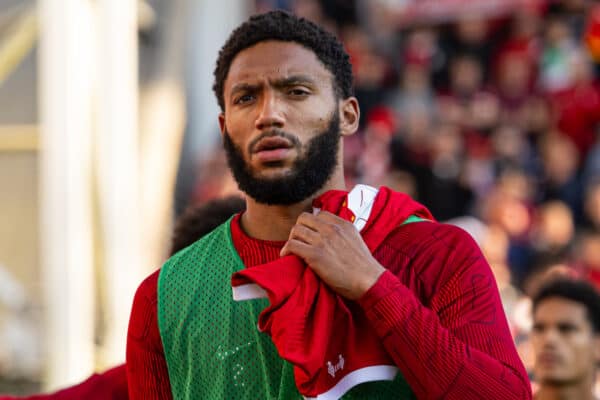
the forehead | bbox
[224,41,334,91]
[534,297,590,326]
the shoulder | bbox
[386,220,481,258]
[381,221,488,299]
[135,269,160,303]
[128,270,160,341]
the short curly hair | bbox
[170,196,246,255]
[212,10,354,111]
[532,278,600,334]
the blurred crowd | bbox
[190,0,600,389]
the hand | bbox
[280,211,385,300]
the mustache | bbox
[248,130,301,154]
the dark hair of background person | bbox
[212,10,354,111]
[532,278,600,334]
[170,195,246,254]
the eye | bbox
[558,323,577,334]
[532,323,545,333]
[234,93,255,105]
[288,88,310,97]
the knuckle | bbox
[329,223,343,235]
[299,211,313,223]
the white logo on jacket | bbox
[327,354,345,378]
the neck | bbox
[240,170,346,241]
[535,383,596,400]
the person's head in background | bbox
[170,196,246,255]
[540,132,580,189]
[531,201,575,256]
[449,54,483,99]
[531,278,600,400]
[573,229,600,290]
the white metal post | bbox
[95,0,142,367]
[38,0,96,389]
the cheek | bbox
[530,338,542,355]
[569,337,596,369]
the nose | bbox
[540,328,560,349]
[255,91,285,130]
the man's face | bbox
[532,297,599,386]
[219,40,345,205]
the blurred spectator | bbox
[573,229,600,291]
[440,13,493,72]
[519,96,553,144]
[479,224,522,316]
[386,54,435,126]
[582,179,600,231]
[425,123,474,220]
[547,50,600,157]
[538,132,582,214]
[582,137,600,188]
[391,115,473,220]
[491,124,536,174]
[495,49,537,121]
[480,168,535,285]
[380,169,417,198]
[496,6,542,64]
[539,14,578,92]
[344,27,392,126]
[359,106,395,185]
[529,200,575,269]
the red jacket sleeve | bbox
[358,222,532,400]
[0,365,128,400]
[125,270,173,400]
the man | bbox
[126,10,531,399]
[0,196,245,400]
[531,278,600,400]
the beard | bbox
[223,110,341,205]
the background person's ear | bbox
[339,97,360,137]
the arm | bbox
[126,271,173,400]
[0,366,128,400]
[358,223,531,400]
[282,213,531,399]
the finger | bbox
[314,210,344,223]
[288,223,319,245]
[280,237,313,258]
[295,211,323,231]
[297,211,349,232]
[314,211,354,231]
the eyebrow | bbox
[229,75,319,97]
[272,75,318,88]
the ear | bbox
[218,113,226,136]
[339,97,360,137]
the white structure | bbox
[38,0,97,388]
[37,0,248,390]
[38,0,141,389]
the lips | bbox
[252,136,293,153]
[251,136,295,163]
[537,352,563,366]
